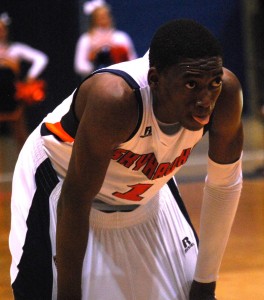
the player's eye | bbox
[185,81,197,89]
[211,77,222,87]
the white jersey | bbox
[41,53,204,206]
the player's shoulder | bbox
[215,67,243,112]
[74,72,139,145]
[82,72,134,100]
[209,67,243,134]
[75,72,137,122]
[221,67,242,95]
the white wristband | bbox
[194,154,243,283]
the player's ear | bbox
[148,67,159,89]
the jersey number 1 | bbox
[112,183,153,201]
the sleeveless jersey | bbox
[41,53,204,206]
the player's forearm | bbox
[56,196,91,300]
[194,155,242,282]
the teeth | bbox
[192,115,210,125]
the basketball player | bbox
[9,19,243,299]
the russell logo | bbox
[140,126,152,138]
[182,237,195,253]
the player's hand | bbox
[189,280,217,300]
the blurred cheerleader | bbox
[74,0,137,77]
[0,12,48,112]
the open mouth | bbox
[192,114,210,125]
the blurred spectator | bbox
[0,12,48,148]
[74,0,137,78]
[0,12,48,112]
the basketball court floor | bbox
[0,116,263,299]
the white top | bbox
[74,28,137,77]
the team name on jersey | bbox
[112,147,191,180]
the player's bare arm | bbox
[190,68,244,299]
[56,73,138,299]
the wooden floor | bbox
[181,179,264,299]
[0,116,263,299]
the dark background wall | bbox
[0,0,80,131]
[0,0,246,131]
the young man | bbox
[9,19,243,299]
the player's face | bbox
[149,56,223,131]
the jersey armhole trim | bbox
[42,68,144,142]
